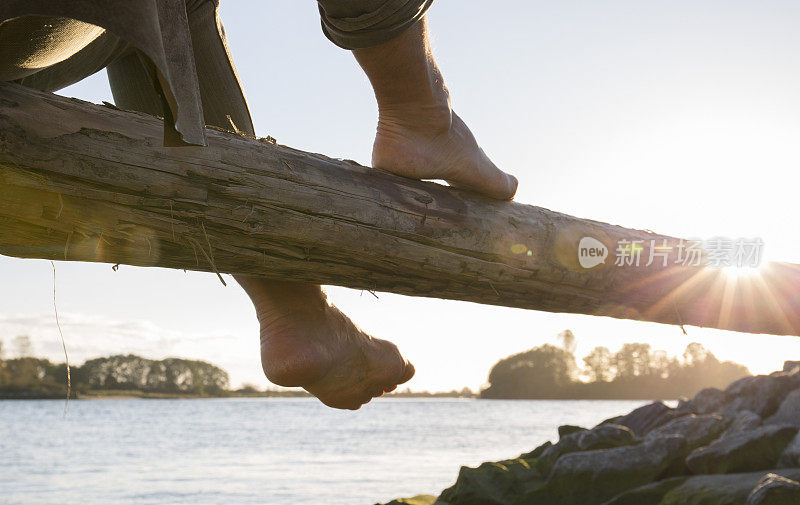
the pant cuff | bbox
[318,0,434,50]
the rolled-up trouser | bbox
[0,0,255,139]
[317,0,434,49]
[0,0,435,139]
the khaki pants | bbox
[0,0,255,137]
[0,0,433,138]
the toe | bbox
[447,165,517,201]
[440,114,518,201]
[367,384,386,398]
[356,393,373,409]
[399,361,415,384]
[504,174,519,200]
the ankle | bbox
[377,95,453,137]
[236,276,328,323]
[378,60,451,120]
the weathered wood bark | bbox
[1,82,798,336]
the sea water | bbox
[0,398,645,505]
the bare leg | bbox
[154,0,415,411]
[355,17,518,200]
[246,15,517,409]
[236,278,414,409]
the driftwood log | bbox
[1,82,798,336]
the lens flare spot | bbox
[510,243,528,255]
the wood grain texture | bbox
[1,82,798,336]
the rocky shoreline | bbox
[380,361,800,505]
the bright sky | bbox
[2,0,800,391]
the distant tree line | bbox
[387,387,476,398]
[481,330,750,400]
[0,336,229,396]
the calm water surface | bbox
[1,398,646,504]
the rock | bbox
[721,370,800,418]
[518,441,551,460]
[686,424,798,475]
[599,477,688,505]
[438,458,542,505]
[646,414,727,450]
[576,424,636,451]
[558,425,586,439]
[691,387,726,415]
[519,435,688,505]
[614,401,677,436]
[534,436,580,477]
[722,410,763,437]
[777,432,800,468]
[675,397,694,416]
[653,470,800,505]
[535,424,635,476]
[598,414,625,426]
[783,361,800,373]
[747,473,800,505]
[765,389,800,428]
[380,496,437,505]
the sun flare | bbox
[721,264,763,279]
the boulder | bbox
[675,397,695,416]
[690,388,726,415]
[655,470,800,505]
[614,401,677,436]
[722,410,763,437]
[519,435,688,505]
[534,436,581,476]
[783,361,800,373]
[686,424,798,475]
[576,424,636,451]
[646,414,727,450]
[518,441,551,460]
[777,432,800,468]
[597,414,625,426]
[438,458,542,505]
[599,477,688,505]
[765,389,800,428]
[721,370,800,418]
[747,473,800,505]
[535,424,635,476]
[558,425,586,439]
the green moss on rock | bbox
[600,477,689,505]
[438,458,544,505]
[380,495,438,505]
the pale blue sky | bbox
[2,0,800,390]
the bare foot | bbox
[353,16,518,201]
[373,105,518,201]
[236,278,414,410]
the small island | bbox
[0,336,474,399]
[481,331,749,400]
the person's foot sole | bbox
[246,281,414,410]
